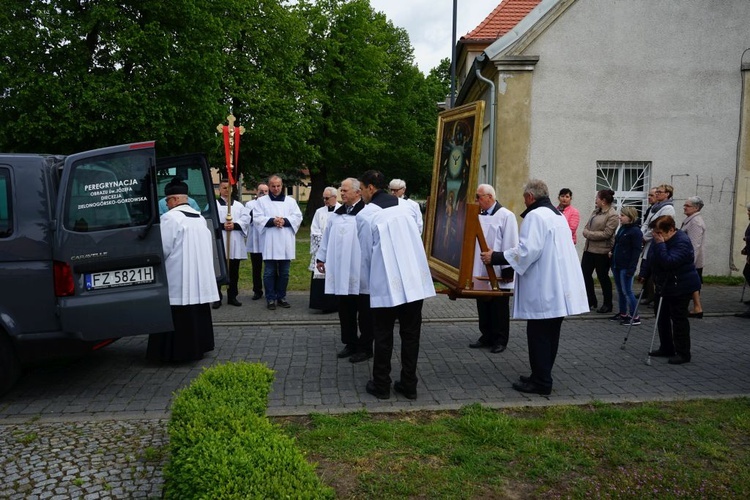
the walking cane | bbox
[620,286,646,350]
[645,294,664,366]
[741,280,747,303]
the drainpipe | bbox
[474,54,496,185]
[450,0,457,108]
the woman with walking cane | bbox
[638,215,701,365]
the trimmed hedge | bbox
[163,362,334,499]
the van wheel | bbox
[0,334,21,396]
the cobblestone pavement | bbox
[1,285,749,497]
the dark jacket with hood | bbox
[639,230,701,297]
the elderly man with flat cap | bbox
[147,178,219,362]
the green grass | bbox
[278,399,750,498]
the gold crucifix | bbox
[216,114,246,172]
[216,113,246,265]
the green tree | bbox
[0,0,308,179]
[296,0,440,218]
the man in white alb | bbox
[253,174,302,310]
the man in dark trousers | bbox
[315,177,373,363]
[357,170,435,400]
[470,183,518,354]
[481,179,588,395]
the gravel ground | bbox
[0,418,167,499]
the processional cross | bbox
[216,113,245,264]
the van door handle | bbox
[138,218,155,240]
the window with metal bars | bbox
[596,161,651,222]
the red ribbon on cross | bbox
[222,126,241,185]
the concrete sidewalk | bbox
[213,283,749,325]
[1,285,748,421]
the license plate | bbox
[85,266,155,290]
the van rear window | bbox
[64,151,153,232]
[0,168,12,237]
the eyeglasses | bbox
[475,193,490,200]
[323,196,335,200]
[390,188,403,193]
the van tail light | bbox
[53,261,75,296]
[92,339,116,351]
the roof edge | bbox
[483,0,565,60]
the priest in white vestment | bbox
[244,183,268,301]
[316,178,372,363]
[253,175,302,310]
[309,186,340,312]
[147,178,219,362]
[470,184,518,354]
[214,179,250,309]
[482,179,588,396]
[358,170,435,401]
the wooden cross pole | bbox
[216,113,245,265]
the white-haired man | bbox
[389,178,423,234]
[481,179,588,395]
[470,184,518,353]
[316,178,373,363]
[309,186,340,312]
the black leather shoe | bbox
[365,380,390,399]
[512,381,551,395]
[251,292,263,301]
[668,355,691,365]
[687,312,703,319]
[277,299,291,308]
[267,301,276,310]
[596,305,613,314]
[337,345,356,358]
[228,298,242,307]
[393,380,417,400]
[734,311,750,318]
[519,375,532,383]
[469,341,488,349]
[212,301,222,310]
[648,350,672,357]
[490,344,506,353]
[349,351,372,363]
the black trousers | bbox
[526,317,564,389]
[581,251,612,308]
[217,258,241,301]
[475,295,510,347]
[250,252,263,294]
[337,294,373,352]
[655,293,691,358]
[371,300,423,392]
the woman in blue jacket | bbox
[638,215,701,364]
[609,206,643,325]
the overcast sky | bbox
[369,0,502,73]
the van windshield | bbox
[64,150,153,232]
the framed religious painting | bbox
[424,100,485,290]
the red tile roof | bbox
[461,0,542,43]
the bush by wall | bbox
[163,361,334,499]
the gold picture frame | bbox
[424,101,485,289]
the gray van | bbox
[0,142,226,394]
